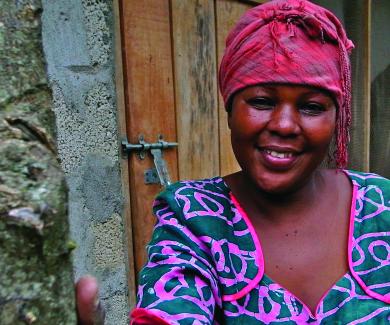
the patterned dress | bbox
[131,170,390,324]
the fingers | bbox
[76,276,105,325]
[92,299,105,325]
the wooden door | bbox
[119,0,261,282]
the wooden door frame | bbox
[113,0,137,306]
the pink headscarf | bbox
[219,0,354,168]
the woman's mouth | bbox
[259,147,300,170]
[264,149,294,159]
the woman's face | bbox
[229,84,336,194]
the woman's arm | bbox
[131,196,221,325]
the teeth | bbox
[265,150,293,159]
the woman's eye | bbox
[300,102,326,115]
[246,97,274,109]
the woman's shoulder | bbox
[321,168,389,187]
[344,169,389,187]
[344,170,390,304]
[150,177,261,300]
[152,176,234,225]
[155,176,230,202]
[344,169,389,216]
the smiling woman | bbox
[124,1,390,324]
[228,84,336,194]
[122,1,390,324]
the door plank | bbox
[344,0,371,171]
[238,0,267,4]
[171,0,219,180]
[114,0,136,305]
[216,0,252,176]
[370,0,390,177]
[120,0,178,276]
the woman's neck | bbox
[225,169,328,225]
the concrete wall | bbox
[41,0,130,323]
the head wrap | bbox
[219,0,354,168]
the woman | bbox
[78,0,389,324]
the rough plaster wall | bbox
[41,0,130,324]
[0,0,76,323]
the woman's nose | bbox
[267,105,300,137]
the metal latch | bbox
[122,135,178,187]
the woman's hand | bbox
[76,276,105,325]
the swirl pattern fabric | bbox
[131,170,390,324]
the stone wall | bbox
[41,0,131,324]
[0,0,76,323]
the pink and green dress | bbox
[131,170,390,324]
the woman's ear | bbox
[227,111,232,130]
[226,98,234,130]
